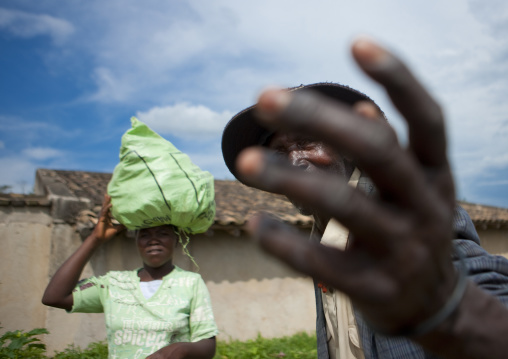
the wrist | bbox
[417,282,508,358]
[410,245,468,337]
[367,243,466,337]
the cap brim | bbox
[221,82,377,182]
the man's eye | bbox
[273,150,287,158]
[297,140,311,149]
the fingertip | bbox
[245,213,283,247]
[353,101,382,120]
[256,87,291,122]
[245,213,262,236]
[236,147,266,177]
[351,36,389,67]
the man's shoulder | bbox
[453,204,480,245]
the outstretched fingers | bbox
[237,147,408,249]
[235,37,461,336]
[253,88,434,210]
[352,38,448,170]
[247,213,396,302]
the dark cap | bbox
[221,82,380,182]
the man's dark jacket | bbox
[314,178,508,358]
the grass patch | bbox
[2,327,317,358]
[215,332,317,359]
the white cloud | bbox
[0,116,80,193]
[0,147,78,193]
[0,116,81,142]
[87,67,135,103]
[2,1,508,206]
[184,148,231,180]
[22,147,65,160]
[136,103,233,140]
[0,7,74,45]
[468,0,508,37]
[76,1,367,106]
[477,179,508,187]
[74,0,502,113]
[0,156,37,194]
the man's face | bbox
[267,131,354,215]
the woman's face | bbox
[136,225,178,268]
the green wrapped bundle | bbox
[107,117,215,234]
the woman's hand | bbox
[42,193,124,311]
[90,194,125,244]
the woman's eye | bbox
[156,230,173,237]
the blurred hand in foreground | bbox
[236,37,459,335]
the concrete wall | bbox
[0,204,315,354]
[477,228,508,257]
[0,206,53,335]
[2,203,507,354]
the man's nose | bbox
[288,151,309,170]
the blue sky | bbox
[0,0,507,208]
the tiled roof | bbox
[1,169,507,230]
[30,169,312,228]
[458,201,508,230]
[35,168,111,204]
[214,180,312,227]
[0,193,51,207]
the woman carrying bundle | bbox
[42,195,218,359]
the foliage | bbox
[1,327,316,359]
[51,341,108,359]
[214,332,317,359]
[0,327,49,359]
